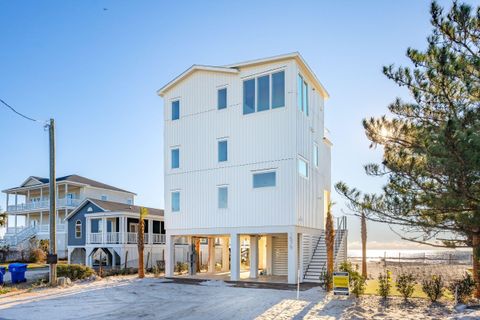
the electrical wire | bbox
[0,98,40,123]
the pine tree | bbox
[336,1,480,296]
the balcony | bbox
[6,198,81,213]
[88,232,165,245]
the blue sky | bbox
[0,0,471,248]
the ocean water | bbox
[348,249,472,264]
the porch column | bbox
[26,213,30,228]
[67,247,71,264]
[299,233,304,283]
[249,235,259,279]
[65,184,68,202]
[119,216,124,244]
[102,217,107,243]
[266,235,272,275]
[148,219,153,244]
[258,236,266,270]
[40,187,43,202]
[288,231,299,284]
[86,217,91,244]
[123,216,127,243]
[6,193,9,211]
[14,193,18,235]
[165,234,175,277]
[208,237,215,273]
[221,237,230,272]
[230,233,240,281]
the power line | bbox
[0,98,40,123]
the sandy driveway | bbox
[0,276,339,320]
[1,276,479,320]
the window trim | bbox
[171,147,180,169]
[171,100,180,121]
[217,185,228,209]
[217,139,228,163]
[171,191,181,212]
[75,220,82,239]
[298,156,309,179]
[217,87,227,110]
[252,170,277,189]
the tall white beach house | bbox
[158,53,346,284]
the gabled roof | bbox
[157,52,329,99]
[3,174,135,194]
[157,65,239,97]
[66,198,164,220]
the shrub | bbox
[319,271,332,291]
[174,262,188,273]
[29,248,46,263]
[377,271,392,300]
[39,240,49,254]
[396,273,416,301]
[422,275,444,303]
[339,261,366,297]
[449,273,475,304]
[57,264,95,281]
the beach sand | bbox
[349,259,470,282]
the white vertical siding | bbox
[162,58,331,233]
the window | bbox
[171,148,180,169]
[172,100,180,120]
[218,140,228,162]
[257,75,270,112]
[298,158,308,178]
[303,81,309,116]
[218,186,228,209]
[253,172,276,188]
[243,79,255,114]
[101,195,107,201]
[129,223,138,233]
[243,71,285,115]
[127,199,133,205]
[272,71,285,108]
[314,144,319,167]
[297,74,309,115]
[298,75,304,112]
[75,220,82,238]
[218,88,227,110]
[171,191,180,212]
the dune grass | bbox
[364,279,454,301]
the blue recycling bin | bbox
[0,267,6,284]
[9,263,27,284]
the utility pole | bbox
[48,118,57,285]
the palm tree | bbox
[361,209,367,279]
[138,207,148,278]
[325,201,335,291]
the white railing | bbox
[152,234,166,244]
[37,224,67,233]
[106,232,120,244]
[89,233,102,244]
[127,232,137,244]
[7,197,81,213]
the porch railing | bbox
[7,197,81,213]
[38,224,66,233]
[90,232,102,244]
[106,232,120,244]
[152,234,166,244]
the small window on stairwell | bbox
[101,195,107,201]
[75,220,82,238]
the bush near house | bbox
[175,262,188,273]
[396,273,416,301]
[338,261,366,297]
[28,248,46,263]
[57,264,95,281]
[378,271,392,300]
[449,273,476,304]
[422,275,445,303]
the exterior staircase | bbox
[0,226,38,248]
[303,216,348,283]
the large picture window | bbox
[243,71,285,115]
[272,71,285,108]
[257,75,270,112]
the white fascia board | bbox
[157,65,239,97]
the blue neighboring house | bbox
[66,198,165,268]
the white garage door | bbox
[272,236,288,276]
